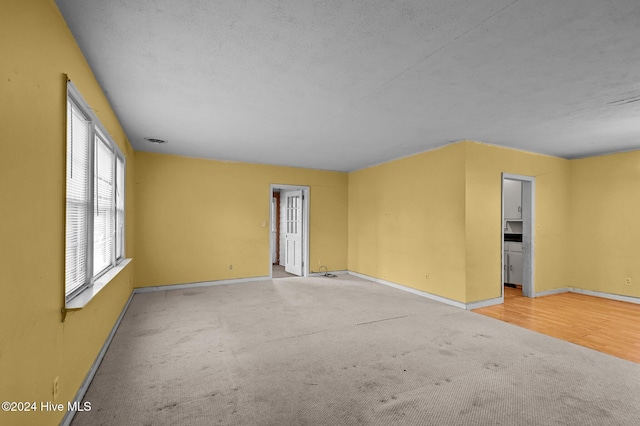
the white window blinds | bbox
[65,100,91,297]
[115,156,125,260]
[65,81,126,301]
[93,132,115,276]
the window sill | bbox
[65,258,132,310]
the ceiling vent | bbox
[144,137,167,144]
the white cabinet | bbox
[504,242,523,285]
[508,251,523,285]
[504,179,522,220]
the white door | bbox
[284,190,303,276]
[271,197,277,264]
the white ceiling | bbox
[55,0,640,172]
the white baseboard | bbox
[347,271,467,310]
[61,291,135,426]
[309,270,348,277]
[466,297,504,310]
[347,273,640,309]
[533,287,640,305]
[569,287,640,305]
[534,287,571,297]
[133,276,270,293]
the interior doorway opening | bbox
[502,173,535,299]
[270,184,309,278]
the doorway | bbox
[502,173,535,298]
[270,184,309,278]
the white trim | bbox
[466,296,504,310]
[309,270,348,277]
[568,287,640,305]
[500,178,506,303]
[66,80,127,304]
[269,184,310,278]
[61,291,135,426]
[502,173,536,298]
[465,287,640,308]
[532,286,640,305]
[348,271,509,310]
[133,276,271,294]
[348,271,467,310]
[65,259,132,309]
[534,287,570,297]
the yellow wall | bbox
[348,141,570,304]
[2,1,639,423]
[568,150,640,298]
[0,1,135,424]
[464,142,570,302]
[348,143,468,302]
[134,152,348,287]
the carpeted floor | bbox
[272,264,297,278]
[72,275,640,425]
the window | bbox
[65,82,125,302]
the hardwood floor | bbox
[473,286,640,364]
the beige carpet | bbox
[72,275,640,425]
[272,264,297,278]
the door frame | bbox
[269,184,310,278]
[271,193,280,264]
[501,173,536,298]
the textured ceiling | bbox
[55,0,640,172]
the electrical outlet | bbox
[625,277,632,286]
[425,274,430,280]
[53,376,59,400]
[229,264,233,270]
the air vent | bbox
[144,137,167,144]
